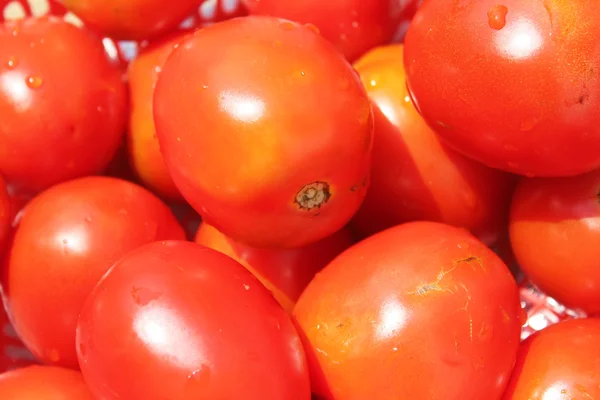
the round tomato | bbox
[127,31,191,202]
[294,221,524,400]
[0,365,92,399]
[404,0,600,177]
[154,16,374,249]
[0,176,9,252]
[242,0,418,61]
[1,176,185,369]
[195,222,354,313]
[0,16,127,193]
[58,0,201,40]
[503,318,600,399]
[76,241,311,400]
[350,44,517,245]
[509,168,600,315]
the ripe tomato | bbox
[76,241,311,400]
[154,16,374,249]
[127,32,191,202]
[294,221,524,400]
[0,16,127,193]
[404,0,600,177]
[0,306,35,371]
[0,365,93,398]
[1,176,185,369]
[242,0,418,61]
[503,318,600,399]
[350,44,517,244]
[0,176,9,252]
[195,222,354,313]
[509,168,600,315]
[57,0,201,40]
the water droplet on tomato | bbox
[26,76,43,89]
[280,21,295,31]
[487,5,508,30]
[6,57,18,69]
[304,23,320,34]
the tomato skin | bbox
[350,44,517,244]
[58,0,201,40]
[0,365,93,399]
[154,16,374,249]
[76,241,311,400]
[404,0,600,177]
[127,32,191,202]
[242,0,418,61]
[1,176,185,369]
[503,318,600,399]
[294,221,523,400]
[509,169,600,314]
[0,176,9,253]
[195,222,354,313]
[0,17,127,192]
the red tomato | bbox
[0,307,36,372]
[127,32,191,202]
[0,176,9,252]
[242,0,418,61]
[0,365,93,399]
[350,44,517,245]
[294,221,524,400]
[404,0,600,177]
[1,176,185,369]
[154,16,374,249]
[57,0,201,40]
[503,318,600,399]
[76,241,311,400]
[509,168,600,315]
[195,222,354,313]
[0,16,127,192]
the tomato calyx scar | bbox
[295,181,331,211]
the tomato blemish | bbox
[295,182,331,211]
[487,5,508,31]
[454,255,485,271]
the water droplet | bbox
[6,57,18,69]
[304,23,320,34]
[280,21,295,31]
[369,79,377,87]
[488,5,508,30]
[300,71,306,76]
[243,284,250,291]
[26,76,43,89]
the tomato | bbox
[76,241,311,400]
[0,307,35,371]
[0,365,93,399]
[0,176,9,252]
[503,318,600,399]
[294,221,524,400]
[1,176,185,369]
[154,16,374,249]
[57,0,201,40]
[242,0,418,61]
[509,168,600,315]
[0,16,127,193]
[404,0,600,177]
[127,32,191,202]
[350,44,517,244]
[195,222,354,313]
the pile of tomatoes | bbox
[0,0,599,399]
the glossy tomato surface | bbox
[0,16,127,192]
[58,0,201,40]
[350,44,516,244]
[154,16,374,248]
[0,365,93,399]
[0,176,9,252]
[1,176,185,369]
[503,318,600,399]
[404,0,600,177]
[77,241,311,400]
[195,222,354,313]
[510,168,600,314]
[127,31,191,201]
[242,0,418,61]
[294,221,523,400]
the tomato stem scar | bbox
[295,182,331,210]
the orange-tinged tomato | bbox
[0,365,94,399]
[294,221,523,400]
[195,222,354,312]
[350,44,517,245]
[0,176,9,253]
[503,319,600,400]
[154,16,374,248]
[58,0,202,40]
[510,168,600,314]
[127,32,191,202]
